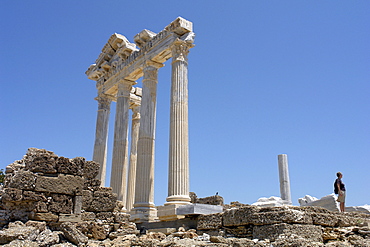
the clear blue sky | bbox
[1,1,369,207]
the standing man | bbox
[334,172,346,212]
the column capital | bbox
[171,39,194,64]
[117,79,136,98]
[95,94,113,110]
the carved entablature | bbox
[86,17,195,98]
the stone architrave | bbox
[278,154,292,205]
[92,94,112,185]
[110,80,135,206]
[166,40,194,205]
[131,61,163,222]
[126,104,140,211]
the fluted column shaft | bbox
[133,61,163,219]
[166,41,193,205]
[93,94,112,186]
[110,80,135,206]
[126,105,140,211]
[278,154,292,205]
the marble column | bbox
[92,94,112,186]
[166,40,193,205]
[278,154,292,205]
[110,80,135,207]
[126,105,140,211]
[131,61,163,222]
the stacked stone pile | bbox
[197,205,370,246]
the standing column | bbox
[110,80,135,207]
[93,94,112,186]
[166,40,194,205]
[131,61,163,222]
[278,154,292,205]
[126,105,140,211]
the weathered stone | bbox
[81,212,95,221]
[7,171,37,191]
[82,190,93,210]
[0,223,38,244]
[22,191,46,202]
[59,214,82,223]
[29,212,58,222]
[36,229,60,246]
[60,222,88,245]
[3,240,40,247]
[25,220,46,231]
[24,148,58,174]
[96,212,114,223]
[253,223,322,242]
[196,195,224,206]
[49,194,73,214]
[224,226,253,238]
[34,201,48,213]
[35,174,83,195]
[91,222,108,240]
[2,188,22,202]
[301,194,340,212]
[223,206,260,226]
[251,208,313,225]
[84,179,101,190]
[83,161,100,179]
[89,190,117,212]
[113,212,129,223]
[197,213,223,230]
[56,156,81,176]
[310,212,338,226]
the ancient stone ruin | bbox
[1,17,370,246]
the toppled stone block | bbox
[197,213,223,230]
[253,223,322,242]
[60,222,88,245]
[6,170,37,191]
[35,174,83,195]
[223,206,259,226]
[29,212,59,222]
[0,221,39,244]
[36,229,61,246]
[25,220,46,232]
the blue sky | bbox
[1,1,369,207]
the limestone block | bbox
[25,220,46,232]
[113,212,129,223]
[310,212,338,226]
[56,156,82,176]
[36,229,60,246]
[35,174,83,196]
[34,201,48,213]
[299,195,319,206]
[301,194,340,212]
[22,191,46,202]
[59,214,82,223]
[346,205,370,214]
[82,190,93,210]
[223,206,260,226]
[29,212,59,222]
[88,189,117,212]
[0,223,38,244]
[24,148,58,174]
[2,188,22,202]
[251,209,313,225]
[81,212,96,221]
[60,222,88,245]
[96,212,114,223]
[49,194,73,214]
[253,223,323,242]
[90,222,109,240]
[177,204,223,216]
[197,214,223,230]
[84,178,101,190]
[7,170,37,191]
[224,225,253,238]
[251,196,286,207]
[83,161,100,179]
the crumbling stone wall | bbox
[190,192,224,206]
[197,205,370,245]
[0,148,118,225]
